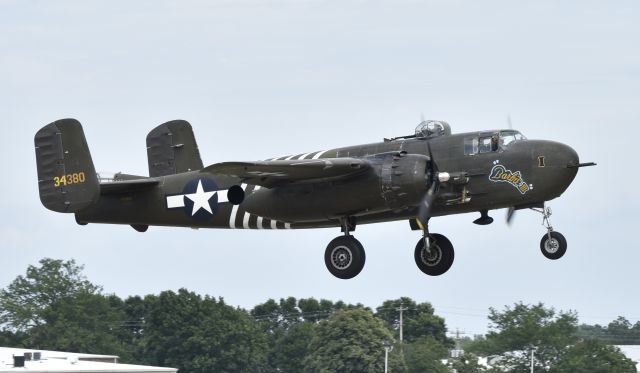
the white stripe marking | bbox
[285,155,296,160]
[166,195,185,208]
[285,223,291,229]
[312,150,327,159]
[298,152,314,160]
[228,183,246,228]
[229,205,240,229]
[217,190,229,203]
[271,220,278,229]
[257,217,264,229]
[242,212,251,229]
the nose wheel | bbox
[540,231,567,260]
[534,206,568,260]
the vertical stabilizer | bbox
[34,119,99,213]
[146,120,204,177]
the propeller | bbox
[417,141,439,227]
[506,206,516,226]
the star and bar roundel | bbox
[165,177,224,220]
[165,178,291,229]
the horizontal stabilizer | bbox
[100,178,160,195]
[146,120,203,177]
[203,158,370,188]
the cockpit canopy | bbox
[464,130,526,155]
[415,120,451,138]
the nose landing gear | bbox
[534,206,567,260]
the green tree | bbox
[0,258,100,331]
[272,321,317,373]
[141,289,268,373]
[449,352,487,373]
[251,297,363,371]
[552,339,636,373]
[404,336,450,373]
[375,297,451,345]
[29,292,131,359]
[469,302,578,372]
[303,308,407,373]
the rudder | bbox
[34,119,99,213]
[146,120,204,177]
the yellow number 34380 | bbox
[53,172,86,187]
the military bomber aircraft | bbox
[35,119,594,279]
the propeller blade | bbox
[417,141,439,227]
[417,184,436,226]
[506,206,516,225]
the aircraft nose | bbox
[536,141,579,198]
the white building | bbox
[0,347,177,373]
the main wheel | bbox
[414,233,454,276]
[540,231,567,260]
[324,236,366,279]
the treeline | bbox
[578,317,640,345]
[0,259,637,373]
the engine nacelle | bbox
[378,152,429,211]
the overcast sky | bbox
[1,0,639,336]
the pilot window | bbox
[466,134,501,155]
[478,136,494,153]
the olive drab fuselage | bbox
[74,130,580,230]
[35,118,592,279]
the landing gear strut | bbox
[533,206,567,260]
[324,217,366,279]
[414,220,455,276]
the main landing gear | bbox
[324,218,365,279]
[323,217,456,279]
[414,220,455,276]
[534,206,567,260]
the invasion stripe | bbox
[312,150,327,159]
[242,212,251,229]
[229,183,247,228]
[298,152,314,160]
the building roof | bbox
[0,347,177,373]
[615,345,640,370]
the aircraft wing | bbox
[203,158,370,188]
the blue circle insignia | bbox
[181,177,220,220]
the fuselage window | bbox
[464,138,479,155]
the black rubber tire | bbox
[540,231,567,260]
[324,236,366,279]
[414,233,454,276]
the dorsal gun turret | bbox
[415,120,451,138]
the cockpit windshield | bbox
[499,130,526,147]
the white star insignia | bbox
[184,180,216,216]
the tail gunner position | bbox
[35,119,595,279]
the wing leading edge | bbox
[202,158,370,188]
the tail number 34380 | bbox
[53,172,86,187]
